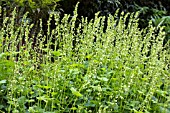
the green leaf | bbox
[52,50,61,57]
[0,80,6,84]
[141,78,148,81]
[70,87,83,97]
[99,77,108,82]
[84,103,95,107]
[91,86,102,92]
[18,96,27,105]
[0,53,5,59]
[111,78,118,81]
[0,105,4,109]
[159,106,170,113]
[71,107,77,110]
[42,85,52,89]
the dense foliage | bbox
[0,4,170,112]
[1,0,170,46]
[0,1,170,112]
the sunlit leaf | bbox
[0,53,5,59]
[70,87,83,97]
[98,77,108,82]
[71,107,77,110]
[0,80,6,84]
[52,50,61,57]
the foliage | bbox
[1,0,170,45]
[58,0,170,46]
[15,0,61,9]
[0,0,61,10]
[0,5,170,112]
[0,0,61,33]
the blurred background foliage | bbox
[0,0,170,45]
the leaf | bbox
[111,78,118,81]
[18,96,27,105]
[91,86,102,92]
[51,92,58,96]
[151,96,158,103]
[97,76,109,82]
[42,85,52,89]
[84,103,95,107]
[0,53,5,59]
[0,105,4,109]
[69,68,79,75]
[0,80,6,84]
[141,78,148,81]
[37,96,46,101]
[52,50,61,57]
[86,54,93,60]
[159,106,170,113]
[129,101,140,107]
[101,68,106,71]
[156,90,168,97]
[70,87,83,97]
[71,107,77,110]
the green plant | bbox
[151,16,170,45]
[0,3,170,112]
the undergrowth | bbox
[0,4,170,113]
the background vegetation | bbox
[1,0,170,45]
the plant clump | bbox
[0,4,170,113]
